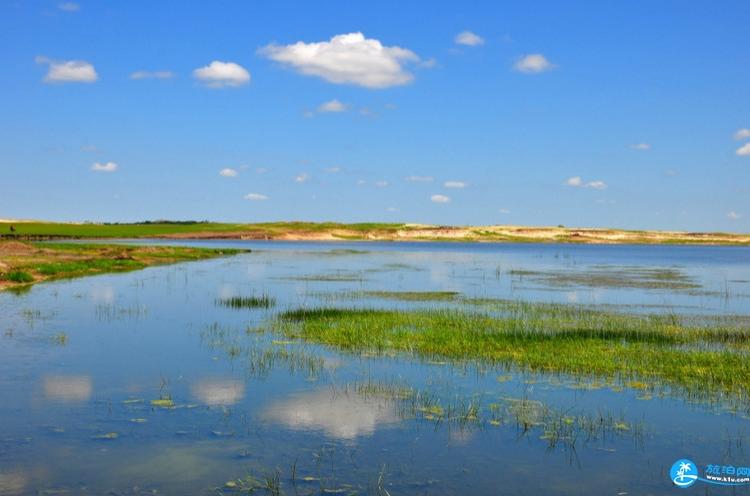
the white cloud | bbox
[514,54,556,74]
[630,143,651,151]
[80,144,97,153]
[36,56,97,83]
[244,193,268,201]
[418,57,438,68]
[455,31,484,46]
[386,206,399,212]
[431,194,451,203]
[733,128,750,141]
[727,211,742,220]
[586,180,607,190]
[317,99,347,113]
[91,161,118,172]
[565,176,607,189]
[193,61,250,88]
[405,175,434,182]
[130,70,175,80]
[295,173,310,183]
[325,166,341,173]
[499,208,511,214]
[219,168,238,177]
[374,180,389,187]
[259,32,420,89]
[444,181,467,189]
[256,167,269,174]
[736,143,750,156]
[58,2,79,12]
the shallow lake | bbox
[1,241,749,495]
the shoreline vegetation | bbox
[1,220,749,245]
[0,241,245,292]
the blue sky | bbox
[1,1,749,231]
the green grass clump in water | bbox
[4,270,34,283]
[273,304,750,402]
[361,290,460,301]
[218,295,276,309]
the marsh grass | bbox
[341,379,644,450]
[218,295,276,309]
[277,271,367,282]
[508,265,701,290]
[271,304,750,403]
[4,270,34,283]
[360,290,460,301]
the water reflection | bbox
[0,471,26,496]
[43,375,92,402]
[191,379,244,406]
[264,389,399,439]
[89,284,115,303]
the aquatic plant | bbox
[271,304,750,404]
[217,294,276,309]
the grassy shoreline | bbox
[2,220,749,245]
[0,241,246,291]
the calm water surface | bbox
[1,241,749,495]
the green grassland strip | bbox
[269,306,750,401]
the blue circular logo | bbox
[671,459,698,488]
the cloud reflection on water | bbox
[191,379,245,406]
[43,375,92,402]
[264,389,399,439]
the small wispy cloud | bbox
[256,167,269,174]
[727,211,742,220]
[405,175,434,182]
[444,181,467,189]
[514,54,556,74]
[317,99,347,113]
[454,31,484,46]
[736,143,750,156]
[418,58,438,68]
[219,168,238,177]
[244,193,268,201]
[499,208,511,214]
[324,166,342,173]
[565,176,607,189]
[91,161,118,172]
[80,144,97,153]
[629,143,651,151]
[295,173,310,183]
[374,180,389,187]
[36,56,97,83]
[386,206,399,212]
[58,2,79,12]
[430,194,451,203]
[130,70,175,80]
[733,128,750,141]
[586,180,607,190]
[193,61,250,88]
